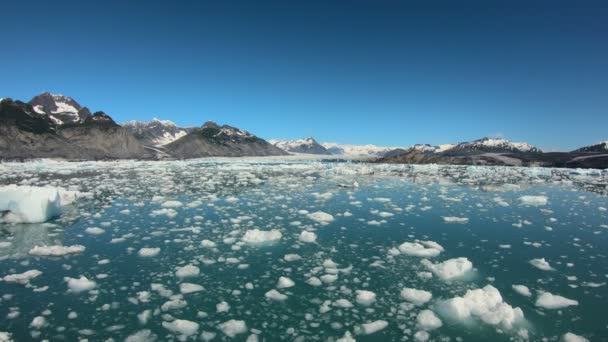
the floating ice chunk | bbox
[535,292,578,309]
[175,264,200,278]
[125,330,157,342]
[307,211,334,224]
[29,245,85,257]
[529,258,554,271]
[0,332,12,341]
[421,258,473,280]
[216,301,230,313]
[180,283,204,294]
[65,276,97,293]
[306,277,322,286]
[150,208,177,218]
[138,247,160,257]
[0,185,65,223]
[242,229,282,245]
[3,270,42,285]
[30,316,46,329]
[334,299,354,308]
[299,231,317,243]
[201,239,216,248]
[442,217,469,224]
[359,320,388,335]
[417,309,442,331]
[401,288,432,305]
[336,331,356,342]
[398,242,442,257]
[512,285,532,297]
[85,227,105,235]
[162,319,199,337]
[519,195,548,206]
[161,200,183,208]
[414,331,429,342]
[284,254,301,262]
[321,274,338,283]
[562,332,589,342]
[161,298,187,311]
[277,276,295,289]
[218,319,247,337]
[356,290,376,306]
[437,285,524,329]
[265,289,288,301]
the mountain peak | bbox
[29,92,91,125]
[202,121,221,129]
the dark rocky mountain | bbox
[123,119,194,146]
[28,92,92,125]
[0,98,150,160]
[269,137,330,154]
[376,150,608,169]
[572,141,608,153]
[166,121,288,158]
[445,138,540,155]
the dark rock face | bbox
[28,92,92,125]
[375,150,608,169]
[166,122,288,158]
[572,142,608,153]
[0,98,150,160]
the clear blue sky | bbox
[2,0,607,151]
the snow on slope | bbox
[321,142,406,157]
[452,138,540,153]
[269,137,329,154]
[28,92,91,125]
[123,118,190,146]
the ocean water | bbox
[0,158,606,341]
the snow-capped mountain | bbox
[165,121,287,158]
[123,118,192,146]
[572,141,608,153]
[321,142,408,157]
[28,92,92,125]
[269,137,330,154]
[447,138,540,154]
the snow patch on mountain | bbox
[123,118,191,146]
[270,137,329,154]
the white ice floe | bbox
[355,290,376,306]
[30,316,46,329]
[265,289,288,301]
[398,241,443,257]
[437,285,524,329]
[218,319,248,337]
[175,264,200,278]
[512,285,532,297]
[216,301,230,313]
[535,292,579,309]
[359,320,388,335]
[442,217,469,224]
[334,299,354,308]
[150,208,177,218]
[277,276,295,289]
[85,227,105,235]
[417,309,443,331]
[299,230,317,243]
[562,332,589,342]
[29,245,85,257]
[201,239,217,248]
[307,211,334,224]
[65,276,97,293]
[3,270,42,285]
[0,185,76,223]
[421,257,473,280]
[519,195,548,206]
[161,200,183,208]
[138,247,161,257]
[529,258,555,271]
[162,319,199,337]
[242,229,282,245]
[401,288,433,305]
[180,283,204,294]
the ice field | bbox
[0,157,607,341]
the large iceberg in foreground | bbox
[0,185,67,224]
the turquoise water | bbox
[0,159,607,341]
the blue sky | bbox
[2,0,607,151]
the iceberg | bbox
[0,185,62,224]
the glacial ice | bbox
[421,257,473,280]
[535,292,579,309]
[400,288,433,305]
[242,229,282,245]
[0,185,62,224]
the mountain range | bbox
[0,93,285,160]
[0,92,606,168]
